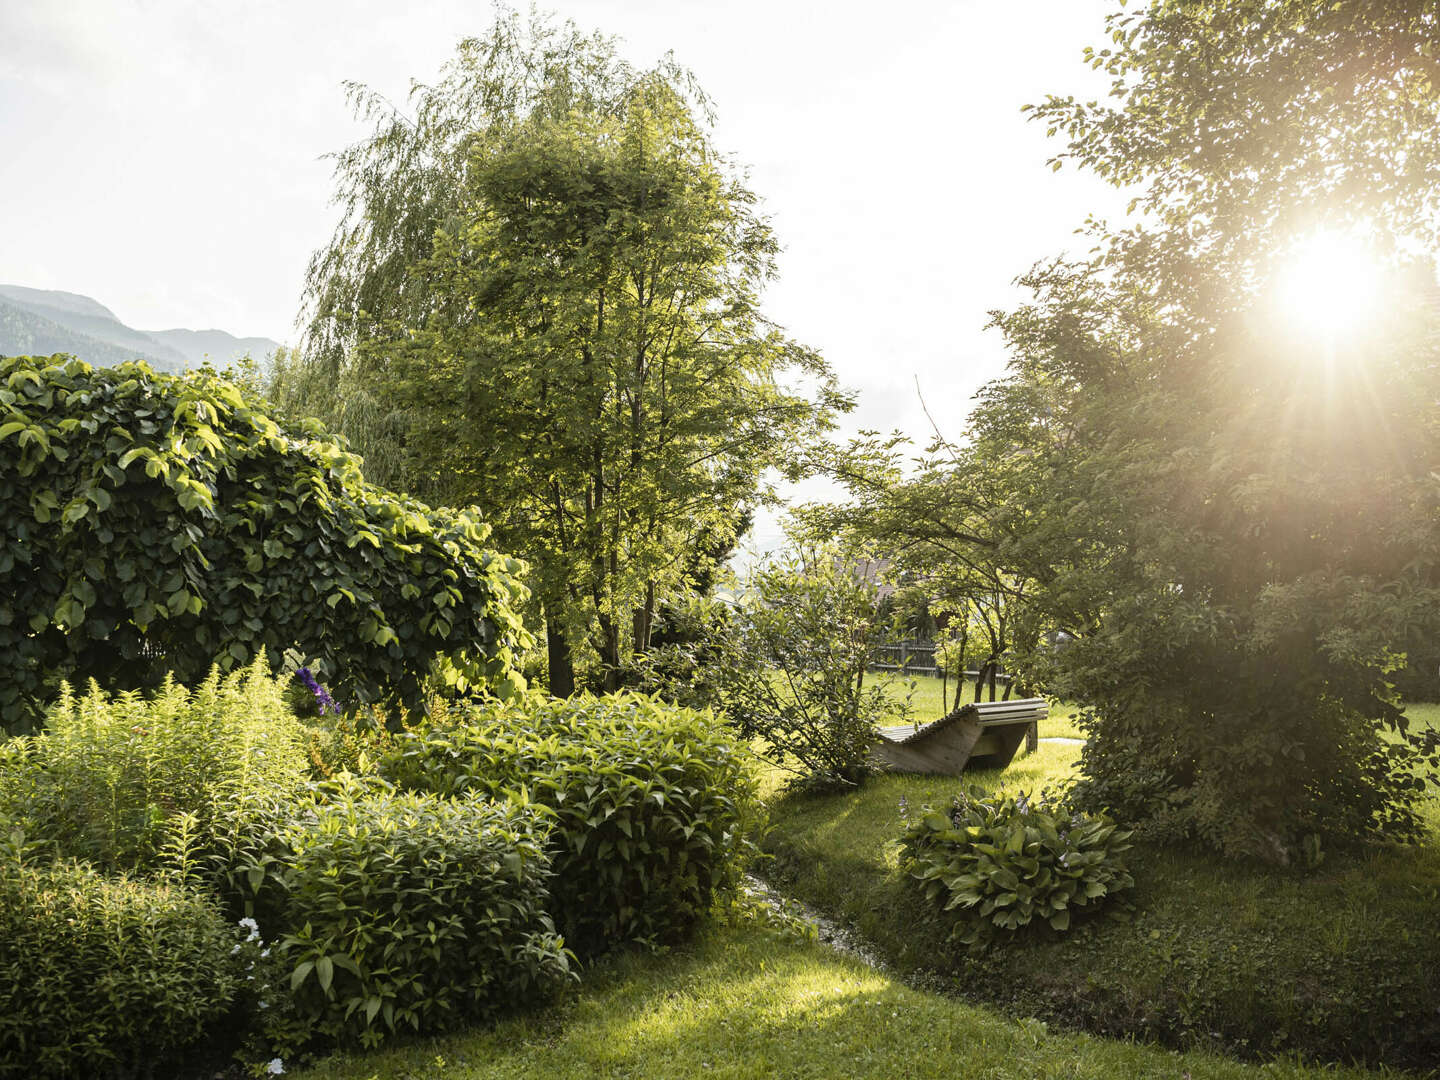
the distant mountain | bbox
[0,285,283,373]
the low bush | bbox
[0,841,239,1080]
[380,693,762,955]
[898,787,1134,948]
[0,659,309,871]
[219,778,572,1051]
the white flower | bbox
[230,945,241,956]
[260,948,270,958]
[238,917,261,942]
[266,1057,285,1075]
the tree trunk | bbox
[545,607,575,698]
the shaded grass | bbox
[763,737,1440,1070]
[293,922,1398,1080]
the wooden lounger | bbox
[872,698,1048,774]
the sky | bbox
[1,0,1127,552]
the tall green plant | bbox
[0,659,309,870]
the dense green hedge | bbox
[0,659,310,871]
[0,851,239,1080]
[380,693,761,955]
[219,779,572,1051]
[0,355,530,733]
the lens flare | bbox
[1272,230,1385,342]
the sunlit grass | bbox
[292,921,1390,1080]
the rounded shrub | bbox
[380,692,762,956]
[0,847,239,1080]
[220,778,572,1051]
[898,787,1134,949]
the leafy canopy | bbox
[276,10,842,694]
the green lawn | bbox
[293,921,1393,1080]
[762,735,1440,1070]
[874,674,1085,740]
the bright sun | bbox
[1272,230,1386,342]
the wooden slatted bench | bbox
[872,697,1048,774]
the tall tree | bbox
[277,11,842,694]
[984,0,1440,861]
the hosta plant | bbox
[898,787,1134,949]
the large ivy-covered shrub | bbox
[0,659,310,871]
[0,849,239,1080]
[0,355,530,733]
[380,693,761,955]
[218,779,571,1050]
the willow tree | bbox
[278,12,839,695]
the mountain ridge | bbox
[0,284,285,373]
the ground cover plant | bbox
[0,353,530,733]
[898,786,1134,947]
[762,738,1440,1069]
[378,692,761,956]
[288,921,1399,1080]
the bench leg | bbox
[1025,720,1038,755]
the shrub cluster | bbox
[218,778,572,1049]
[379,693,761,955]
[0,847,239,1080]
[898,787,1134,948]
[0,658,309,871]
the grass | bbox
[292,921,1397,1080]
[762,729,1440,1070]
[874,674,1086,740]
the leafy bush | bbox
[219,778,571,1051]
[710,545,898,789]
[0,842,239,1080]
[380,693,761,956]
[0,354,531,733]
[0,659,309,870]
[898,788,1134,948]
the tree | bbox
[711,544,899,789]
[0,355,530,733]
[276,10,841,695]
[974,0,1440,861]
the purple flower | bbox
[295,667,341,715]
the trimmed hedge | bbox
[220,779,572,1050]
[0,354,530,733]
[380,693,761,955]
[0,850,239,1080]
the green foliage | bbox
[898,787,1133,948]
[219,778,572,1051]
[379,693,761,956]
[763,754,1440,1070]
[0,353,530,733]
[0,659,309,871]
[280,11,842,695]
[711,545,897,789]
[0,847,239,1080]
